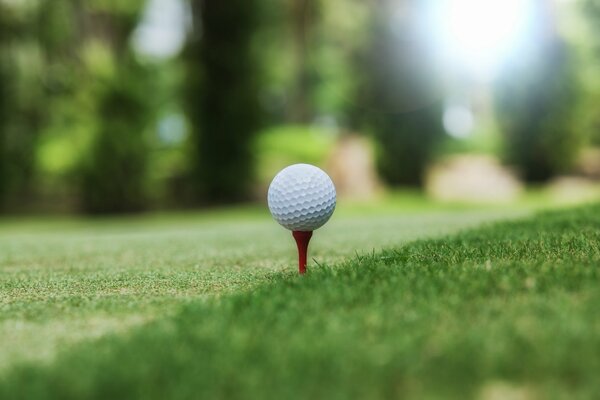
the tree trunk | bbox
[185,0,263,204]
[288,0,315,123]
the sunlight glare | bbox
[437,0,531,80]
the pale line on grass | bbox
[0,314,151,373]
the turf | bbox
[0,202,520,372]
[1,204,599,399]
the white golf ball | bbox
[268,164,336,232]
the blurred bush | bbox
[254,125,336,185]
[80,58,153,214]
[38,0,153,214]
[495,17,581,182]
[360,1,445,186]
[369,104,445,186]
[581,0,600,145]
[0,3,43,210]
[0,24,8,209]
[0,67,7,210]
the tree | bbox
[185,0,263,204]
[495,1,581,181]
[80,58,152,214]
[0,2,42,211]
[288,0,318,123]
[70,1,152,214]
[581,0,600,145]
[0,7,8,208]
[368,104,444,186]
[0,60,7,211]
[360,0,444,186]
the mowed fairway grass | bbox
[1,201,599,399]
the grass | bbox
[0,202,598,399]
[0,197,523,372]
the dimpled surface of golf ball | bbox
[268,164,336,232]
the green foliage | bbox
[0,67,6,209]
[185,0,264,204]
[581,0,600,145]
[495,28,581,181]
[33,0,89,191]
[312,0,371,120]
[34,0,155,214]
[0,204,598,399]
[37,0,76,58]
[79,57,153,214]
[584,0,600,61]
[370,104,445,186]
[0,5,13,209]
[0,2,44,211]
[0,14,7,207]
[286,0,319,123]
[360,3,445,186]
[2,0,600,213]
[254,125,336,184]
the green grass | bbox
[0,198,522,373]
[0,203,598,399]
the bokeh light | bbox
[443,104,475,139]
[433,0,533,80]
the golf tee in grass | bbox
[292,230,313,274]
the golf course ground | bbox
[0,200,598,399]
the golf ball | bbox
[268,164,336,232]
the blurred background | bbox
[0,0,599,216]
